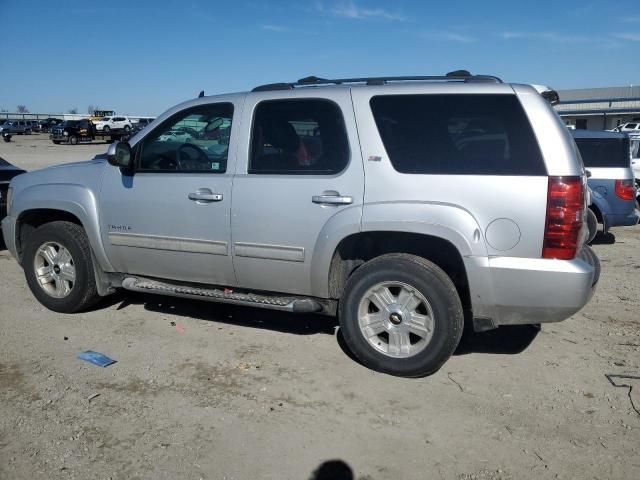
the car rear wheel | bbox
[23,221,100,313]
[339,253,464,377]
[124,125,130,132]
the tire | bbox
[586,208,598,244]
[124,125,130,133]
[103,126,110,133]
[23,221,100,313]
[338,253,464,377]
[69,136,78,145]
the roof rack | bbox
[252,70,503,92]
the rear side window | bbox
[573,137,630,168]
[370,94,546,175]
[250,99,349,175]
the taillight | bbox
[614,179,635,201]
[543,176,584,260]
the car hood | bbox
[9,158,107,192]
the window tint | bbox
[573,137,630,168]
[370,94,546,175]
[250,99,349,174]
[631,139,640,159]
[138,103,233,172]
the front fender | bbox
[12,183,113,271]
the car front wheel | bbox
[339,253,464,377]
[23,221,100,313]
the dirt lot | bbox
[1,134,639,480]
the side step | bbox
[121,277,324,313]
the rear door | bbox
[230,89,364,296]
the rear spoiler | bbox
[530,84,560,105]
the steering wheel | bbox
[153,153,182,170]
[177,143,209,168]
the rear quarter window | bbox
[370,94,546,175]
[573,137,630,168]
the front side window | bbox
[370,94,546,175]
[250,99,349,174]
[138,103,233,172]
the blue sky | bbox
[1,0,638,115]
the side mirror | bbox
[107,141,133,169]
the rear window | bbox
[573,137,630,168]
[370,94,546,175]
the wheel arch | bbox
[322,231,472,319]
[13,185,113,271]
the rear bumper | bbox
[604,210,640,228]
[466,246,600,326]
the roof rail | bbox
[252,70,502,92]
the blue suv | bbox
[572,130,639,232]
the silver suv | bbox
[1,72,600,376]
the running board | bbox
[121,277,324,313]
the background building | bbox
[555,86,640,130]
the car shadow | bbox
[111,290,338,336]
[107,290,539,365]
[590,231,616,245]
[454,323,540,356]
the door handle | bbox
[188,189,223,202]
[312,194,353,205]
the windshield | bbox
[100,117,110,121]
[62,120,80,127]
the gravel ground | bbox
[1,134,639,480]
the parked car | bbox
[131,118,155,135]
[0,157,26,221]
[612,122,640,133]
[630,135,640,203]
[571,130,639,232]
[49,119,96,145]
[94,116,133,133]
[1,72,600,377]
[0,120,31,135]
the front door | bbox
[99,101,239,286]
[231,91,364,296]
